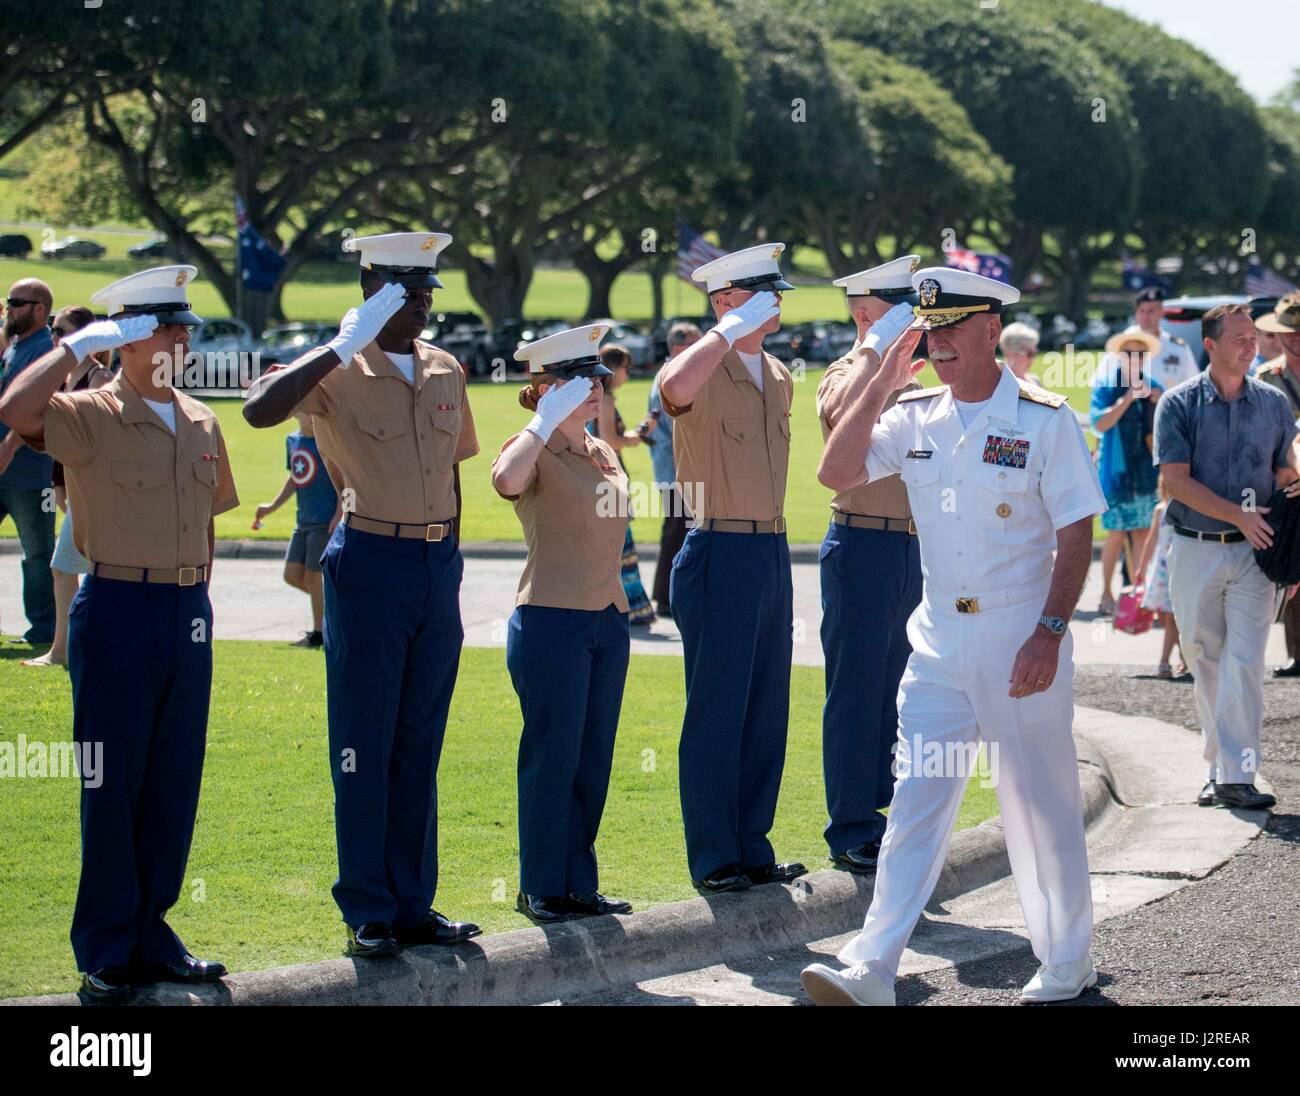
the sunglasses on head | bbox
[5,297,39,309]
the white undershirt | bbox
[142,397,176,433]
[386,351,415,384]
[737,350,764,391]
[953,397,990,430]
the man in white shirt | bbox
[803,268,1106,1007]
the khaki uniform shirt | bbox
[1256,356,1300,414]
[493,431,630,611]
[36,373,239,568]
[817,352,915,520]
[294,340,479,524]
[663,349,792,522]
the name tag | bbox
[983,435,1030,468]
[905,449,932,460]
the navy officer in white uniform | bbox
[802,268,1107,1006]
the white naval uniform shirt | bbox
[865,365,1107,600]
[1151,331,1199,392]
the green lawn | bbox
[0,639,998,998]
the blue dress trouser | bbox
[321,524,464,928]
[819,521,922,856]
[671,529,793,880]
[67,575,212,972]
[506,603,630,895]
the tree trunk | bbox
[649,249,670,325]
[241,289,273,339]
[463,249,534,326]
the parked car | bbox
[41,237,106,260]
[590,319,654,368]
[1162,294,1276,368]
[0,233,33,259]
[1072,317,1114,350]
[259,322,339,366]
[819,324,858,363]
[175,317,260,391]
[127,238,172,260]
[468,318,566,377]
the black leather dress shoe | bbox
[395,909,482,947]
[567,891,632,916]
[1197,781,1217,807]
[831,842,881,874]
[1213,783,1277,810]
[134,953,227,985]
[1273,660,1300,678]
[346,922,399,958]
[692,866,752,895]
[80,967,133,1001]
[744,861,809,886]
[517,892,576,925]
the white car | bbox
[592,319,655,368]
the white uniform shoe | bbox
[1019,957,1098,1003]
[800,962,896,1006]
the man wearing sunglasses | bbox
[0,278,56,645]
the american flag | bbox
[945,246,1013,284]
[1246,261,1297,298]
[676,225,727,287]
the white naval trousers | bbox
[1167,536,1279,784]
[838,583,1093,979]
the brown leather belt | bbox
[832,511,916,535]
[346,513,454,541]
[698,517,786,534]
[91,563,207,586]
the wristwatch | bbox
[1038,614,1068,637]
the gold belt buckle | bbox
[773,516,787,534]
[425,523,445,542]
[907,518,917,535]
[955,596,979,614]
[177,566,198,587]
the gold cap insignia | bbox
[589,328,602,342]
[175,271,187,287]
[919,278,940,308]
[420,236,436,251]
[908,258,920,273]
[771,247,782,259]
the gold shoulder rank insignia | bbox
[1017,385,1068,409]
[1170,335,1185,345]
[897,385,947,403]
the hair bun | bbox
[519,383,540,411]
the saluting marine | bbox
[492,324,634,926]
[656,243,806,895]
[0,266,238,1000]
[804,268,1107,1007]
[817,257,924,875]
[243,232,481,958]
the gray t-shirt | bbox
[1153,369,1297,533]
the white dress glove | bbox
[859,301,916,358]
[61,315,158,364]
[327,282,407,367]
[712,291,780,348]
[524,376,594,444]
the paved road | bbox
[4,549,1288,670]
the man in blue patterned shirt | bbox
[1154,303,1299,812]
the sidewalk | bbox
[3,544,1286,668]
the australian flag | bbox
[236,197,287,293]
[946,246,1013,284]
[1120,255,1171,294]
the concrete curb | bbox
[6,718,1120,1007]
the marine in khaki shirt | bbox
[817,353,914,524]
[295,339,478,525]
[492,326,635,925]
[495,429,629,612]
[43,373,239,568]
[664,348,792,522]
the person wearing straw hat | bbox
[0,265,237,1000]
[656,242,807,895]
[492,324,634,926]
[243,232,482,958]
[816,256,923,876]
[1092,327,1162,618]
[804,266,1106,1007]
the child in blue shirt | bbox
[254,413,341,647]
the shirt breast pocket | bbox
[975,461,1032,539]
[111,461,171,534]
[900,457,941,490]
[353,412,412,479]
[720,416,762,478]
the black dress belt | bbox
[1172,525,1245,544]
